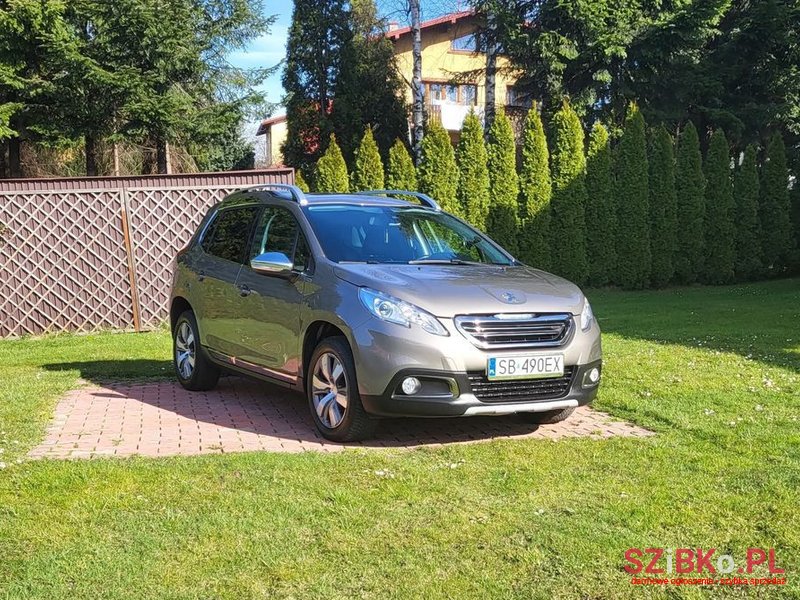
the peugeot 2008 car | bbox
[170,185,602,441]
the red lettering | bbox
[768,548,784,574]
[695,548,716,573]
[676,548,694,574]
[624,548,644,574]
[645,548,665,574]
[746,548,766,573]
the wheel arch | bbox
[301,320,350,383]
[170,296,193,333]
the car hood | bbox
[333,263,585,318]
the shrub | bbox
[549,99,588,285]
[585,122,615,286]
[315,135,349,193]
[294,169,310,193]
[418,119,459,216]
[674,121,706,283]
[701,129,735,284]
[386,139,417,191]
[518,105,552,270]
[733,144,763,280]
[351,126,385,191]
[456,111,490,230]
[614,103,650,289]
[648,125,677,288]
[486,109,519,253]
[760,132,793,270]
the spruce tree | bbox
[456,112,490,229]
[614,103,650,289]
[701,129,735,284]
[674,121,706,283]
[549,99,588,284]
[648,125,677,288]
[760,132,793,270]
[733,144,763,280]
[518,105,552,269]
[585,122,615,286]
[295,168,311,193]
[386,139,417,191]
[418,119,459,216]
[351,126,384,191]
[315,134,349,193]
[486,109,519,254]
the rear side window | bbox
[201,206,259,264]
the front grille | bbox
[467,367,575,403]
[454,313,573,349]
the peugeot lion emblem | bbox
[501,291,522,304]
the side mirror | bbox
[251,252,293,276]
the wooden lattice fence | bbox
[0,169,293,337]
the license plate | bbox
[487,353,565,380]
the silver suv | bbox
[170,185,602,441]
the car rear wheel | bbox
[307,336,376,442]
[519,406,575,425]
[173,310,220,391]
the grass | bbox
[0,278,798,598]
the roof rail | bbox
[242,183,308,206]
[358,190,440,211]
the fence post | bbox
[120,186,142,332]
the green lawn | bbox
[1,279,798,599]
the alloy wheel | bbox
[312,352,349,428]
[175,321,196,379]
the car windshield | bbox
[303,204,514,265]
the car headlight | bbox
[580,298,594,332]
[359,288,449,336]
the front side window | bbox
[201,206,259,264]
[303,205,513,265]
[249,206,311,271]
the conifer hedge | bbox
[456,112,490,230]
[674,121,706,283]
[614,103,650,289]
[760,132,794,270]
[294,169,310,193]
[315,135,349,193]
[585,122,615,286]
[648,125,677,288]
[418,119,459,216]
[351,127,384,191]
[518,105,552,270]
[701,129,735,284]
[386,139,417,191]
[733,144,763,280]
[486,109,519,253]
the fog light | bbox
[401,377,422,395]
[588,367,600,384]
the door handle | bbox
[238,284,252,297]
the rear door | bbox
[195,204,260,356]
[232,205,311,381]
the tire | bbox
[519,406,575,425]
[307,336,377,442]
[173,310,220,391]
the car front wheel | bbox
[173,310,220,391]
[519,406,575,425]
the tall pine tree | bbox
[486,108,519,254]
[456,111,490,229]
[315,134,349,192]
[518,105,552,269]
[614,103,650,289]
[585,122,615,286]
[418,119,459,216]
[351,126,384,191]
[674,121,706,283]
[702,129,735,284]
[386,139,416,191]
[549,99,588,284]
[733,144,762,280]
[760,132,793,270]
[648,125,677,288]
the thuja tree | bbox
[418,119,459,216]
[386,139,416,191]
[456,111,490,229]
[584,122,615,286]
[701,129,735,284]
[760,132,793,270]
[549,99,588,284]
[295,168,311,193]
[315,134,349,192]
[518,105,552,269]
[614,103,650,289]
[733,144,762,280]
[486,108,519,253]
[674,121,706,283]
[648,125,678,288]
[351,126,384,191]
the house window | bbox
[425,82,478,106]
[506,85,533,108]
[462,84,477,106]
[451,33,478,52]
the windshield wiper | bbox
[407,258,483,266]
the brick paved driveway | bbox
[30,376,652,459]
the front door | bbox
[232,206,311,381]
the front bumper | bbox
[361,360,601,417]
